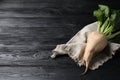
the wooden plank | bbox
[0,1,90,9]
[0,8,90,18]
[0,18,68,27]
[0,1,119,9]
[0,66,82,80]
[0,56,119,80]
[0,2,119,15]
[0,0,83,3]
[0,16,95,27]
[0,65,118,80]
[0,27,76,38]
[0,0,119,17]
[0,67,56,80]
[0,27,73,58]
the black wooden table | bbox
[0,0,119,80]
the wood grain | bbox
[0,0,119,80]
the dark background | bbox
[0,0,119,80]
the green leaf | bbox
[93,9,103,22]
[99,5,109,17]
[93,4,120,42]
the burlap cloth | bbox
[51,22,120,70]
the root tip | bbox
[80,60,89,76]
[80,67,88,76]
